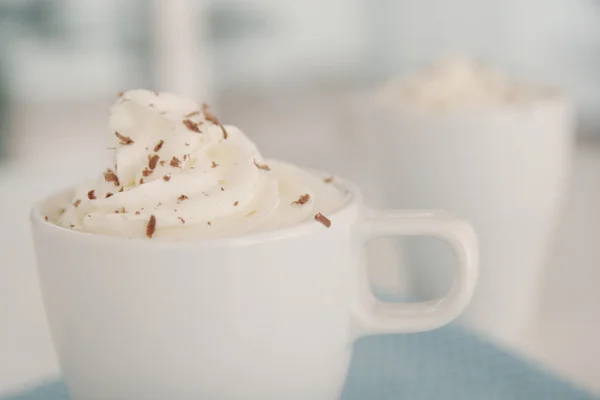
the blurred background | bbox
[2,0,600,398]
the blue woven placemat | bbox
[5,324,597,400]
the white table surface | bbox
[1,97,599,396]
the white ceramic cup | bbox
[30,177,478,400]
[368,97,574,348]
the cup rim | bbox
[30,172,362,247]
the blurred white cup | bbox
[366,96,575,347]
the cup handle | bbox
[352,208,478,336]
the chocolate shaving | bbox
[178,195,189,201]
[44,216,49,221]
[146,215,156,238]
[220,125,228,139]
[253,160,271,171]
[119,186,124,192]
[70,223,75,228]
[105,192,113,198]
[163,175,171,181]
[153,140,164,152]
[183,154,187,161]
[160,160,166,166]
[220,187,224,191]
[87,190,96,200]
[149,154,160,170]
[183,119,202,133]
[178,217,186,224]
[170,157,181,168]
[292,194,310,205]
[314,213,331,228]
[234,201,239,206]
[207,221,212,226]
[184,110,201,118]
[142,168,153,177]
[184,143,190,147]
[104,170,120,186]
[202,103,220,124]
[73,199,81,207]
[211,161,219,168]
[117,91,124,97]
[115,132,134,145]
[135,211,140,215]
[139,178,144,185]
[324,176,334,183]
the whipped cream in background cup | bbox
[364,57,575,350]
[30,90,477,400]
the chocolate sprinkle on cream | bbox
[117,91,124,97]
[202,103,219,125]
[211,161,219,168]
[153,140,164,152]
[183,119,202,133]
[135,211,140,215]
[45,216,49,221]
[160,160,165,166]
[142,168,153,177]
[170,157,181,167]
[115,132,134,145]
[324,176,334,183]
[87,190,96,200]
[234,201,239,206]
[139,178,144,185]
[178,195,188,201]
[315,213,331,228]
[105,192,113,198]
[104,170,120,186]
[163,175,171,181]
[119,186,124,192]
[253,160,271,171]
[220,125,229,139]
[184,110,201,118]
[178,217,185,224]
[207,221,212,226]
[146,215,156,238]
[73,199,82,207]
[149,154,160,170]
[292,194,310,205]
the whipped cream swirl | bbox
[56,90,346,238]
[377,56,558,112]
